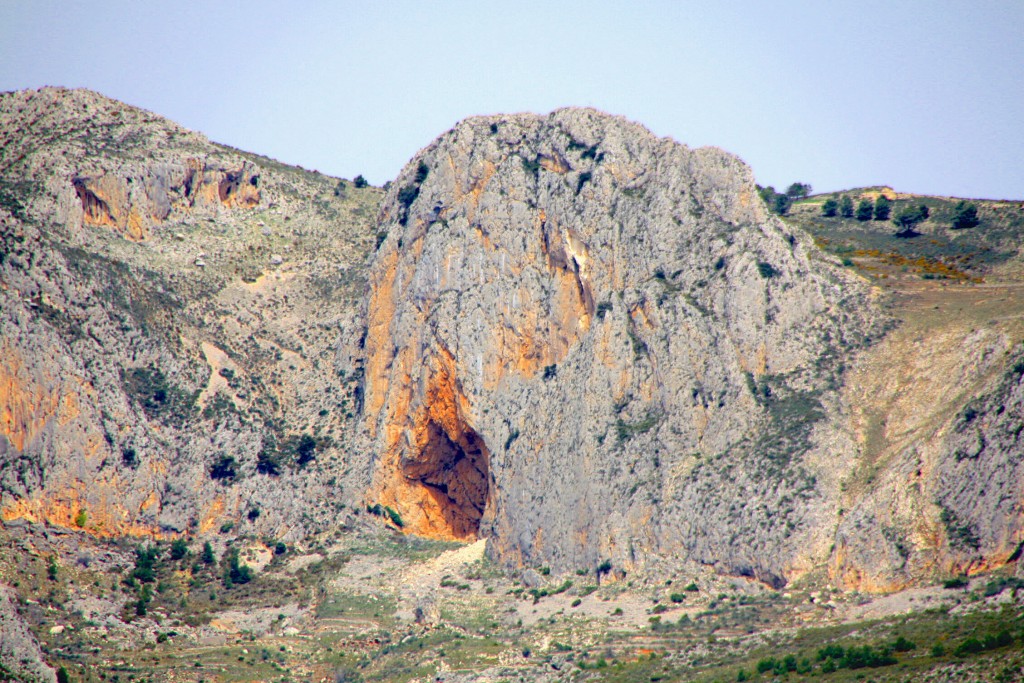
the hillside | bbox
[1,88,1023,682]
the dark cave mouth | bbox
[403,420,491,539]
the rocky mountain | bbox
[1,87,379,545]
[2,86,1024,601]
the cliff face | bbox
[0,87,377,541]
[363,108,879,585]
[3,89,1023,593]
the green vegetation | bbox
[855,199,874,221]
[124,365,196,426]
[839,195,853,217]
[873,194,891,220]
[821,197,838,217]
[952,200,980,229]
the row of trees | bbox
[821,194,893,221]
[822,195,980,233]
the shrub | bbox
[955,637,983,656]
[74,509,87,527]
[855,199,874,221]
[951,200,980,229]
[684,581,699,592]
[943,575,968,589]
[757,261,778,278]
[295,434,317,468]
[170,539,189,561]
[209,455,237,482]
[132,545,160,583]
[256,449,282,476]
[202,541,216,565]
[821,198,838,217]
[222,549,253,588]
[353,175,369,188]
[892,636,916,652]
[414,161,429,184]
[670,592,686,603]
[773,193,792,215]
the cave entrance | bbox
[403,420,490,540]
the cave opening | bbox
[403,420,491,540]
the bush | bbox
[209,455,237,482]
[756,262,778,278]
[773,193,792,215]
[855,199,874,221]
[132,545,160,583]
[202,541,216,565]
[951,200,980,229]
[892,636,916,652]
[840,195,854,218]
[223,549,253,588]
[669,592,686,603]
[873,195,892,220]
[893,204,930,231]
[353,175,369,188]
[170,539,190,561]
[74,509,87,527]
[821,198,838,217]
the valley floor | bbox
[2,520,1023,683]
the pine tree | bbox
[855,199,874,221]
[873,195,892,221]
[840,195,854,218]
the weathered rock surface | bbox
[363,108,881,585]
[0,87,378,542]
[3,88,1023,594]
[0,583,55,682]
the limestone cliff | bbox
[363,108,881,586]
[0,87,378,542]
[4,89,1023,594]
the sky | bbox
[1,1,1022,199]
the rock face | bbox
[4,89,1024,593]
[0,87,378,542]
[363,108,878,585]
[0,584,55,682]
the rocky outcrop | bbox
[0,584,55,682]
[4,88,1024,594]
[363,108,878,585]
[0,88,379,542]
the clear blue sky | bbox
[2,1,1022,199]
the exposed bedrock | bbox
[363,108,877,585]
